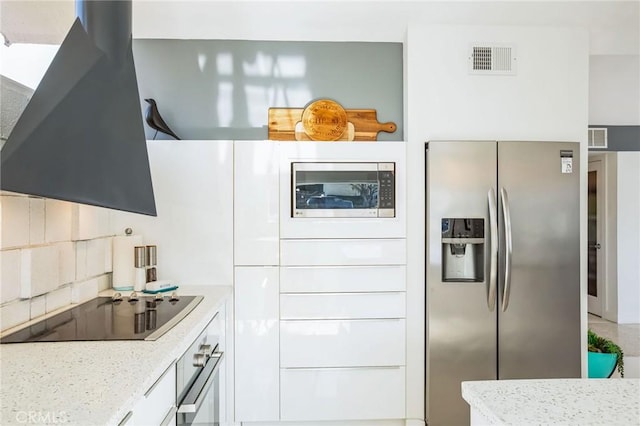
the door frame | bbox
[587,155,608,317]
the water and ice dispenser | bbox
[441,218,485,282]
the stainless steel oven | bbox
[176,316,224,426]
[292,162,396,218]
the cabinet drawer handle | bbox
[284,366,403,371]
[118,411,132,425]
[159,405,178,426]
[145,360,176,397]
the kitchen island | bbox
[0,285,231,425]
[462,378,640,425]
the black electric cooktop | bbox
[0,294,202,343]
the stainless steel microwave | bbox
[292,162,395,218]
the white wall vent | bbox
[469,44,516,75]
[588,128,608,149]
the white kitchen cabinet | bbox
[280,292,405,319]
[232,141,408,424]
[280,238,406,266]
[234,141,279,266]
[234,266,279,422]
[280,367,406,421]
[281,319,406,367]
[279,264,407,421]
[280,265,406,293]
[124,363,176,426]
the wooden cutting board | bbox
[268,100,397,141]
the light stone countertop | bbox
[0,285,232,426]
[462,378,640,425]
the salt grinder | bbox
[146,245,157,283]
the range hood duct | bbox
[0,0,156,216]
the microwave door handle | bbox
[177,350,224,414]
[500,187,513,312]
[487,189,498,311]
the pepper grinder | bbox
[133,246,147,292]
[146,245,157,283]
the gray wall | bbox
[133,40,403,141]
[589,125,640,151]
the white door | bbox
[587,160,604,316]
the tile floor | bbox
[588,314,640,378]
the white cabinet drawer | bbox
[280,367,406,421]
[280,265,406,293]
[281,239,406,266]
[127,363,176,426]
[280,319,405,367]
[280,292,405,320]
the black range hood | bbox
[0,0,156,216]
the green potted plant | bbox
[588,329,624,378]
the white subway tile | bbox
[45,199,72,243]
[21,245,60,298]
[104,237,113,273]
[71,278,99,304]
[86,238,108,277]
[0,299,30,331]
[97,274,111,291]
[57,242,76,285]
[30,295,46,319]
[29,198,45,245]
[1,195,30,249]
[45,285,71,313]
[1,249,21,304]
[75,241,88,281]
[72,204,112,241]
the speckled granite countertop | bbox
[0,285,231,426]
[462,378,640,425]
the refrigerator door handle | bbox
[487,189,498,311]
[500,187,513,312]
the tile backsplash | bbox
[0,193,113,331]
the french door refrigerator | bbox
[425,141,581,426]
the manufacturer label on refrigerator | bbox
[560,150,573,174]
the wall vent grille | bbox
[469,44,516,75]
[588,128,608,149]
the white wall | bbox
[131,1,639,56]
[110,141,234,287]
[406,25,590,417]
[589,55,640,125]
[616,152,640,324]
[408,26,588,142]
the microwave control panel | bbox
[378,163,395,217]
[378,170,395,209]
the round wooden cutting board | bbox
[301,99,348,141]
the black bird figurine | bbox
[144,98,181,140]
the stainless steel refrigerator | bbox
[425,141,581,426]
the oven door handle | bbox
[177,350,224,414]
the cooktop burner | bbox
[0,293,203,343]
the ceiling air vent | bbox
[469,44,516,75]
[588,128,608,149]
